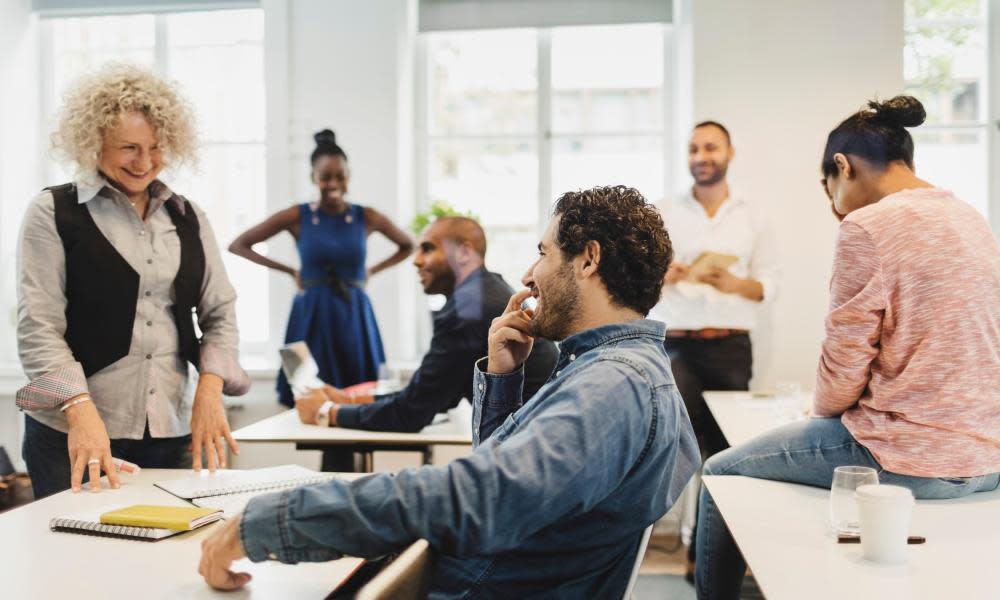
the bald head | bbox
[413,216,487,295]
[431,216,487,258]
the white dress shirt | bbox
[650,189,779,331]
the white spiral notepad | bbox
[154,465,338,516]
[50,507,179,541]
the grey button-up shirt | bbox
[16,173,249,439]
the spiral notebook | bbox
[155,465,338,516]
[49,506,210,541]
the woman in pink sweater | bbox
[694,96,1000,600]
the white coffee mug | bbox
[855,484,915,564]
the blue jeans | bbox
[22,415,192,500]
[695,417,1000,600]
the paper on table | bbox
[280,341,326,395]
[155,464,336,500]
[51,506,179,540]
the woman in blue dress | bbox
[230,130,413,407]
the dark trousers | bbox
[22,415,191,500]
[321,449,357,472]
[664,333,752,562]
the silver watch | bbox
[316,400,335,427]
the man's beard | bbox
[690,160,728,185]
[531,261,581,342]
[423,264,456,296]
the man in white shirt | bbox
[654,121,778,458]
[652,122,779,578]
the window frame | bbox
[990,0,1000,234]
[416,24,676,232]
[904,0,999,233]
[414,24,676,347]
[37,9,272,360]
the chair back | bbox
[621,524,654,600]
[356,539,435,600]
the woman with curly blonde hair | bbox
[16,63,250,499]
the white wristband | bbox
[59,394,92,412]
[316,400,335,427]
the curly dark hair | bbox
[552,185,672,315]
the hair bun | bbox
[314,129,337,147]
[867,96,926,128]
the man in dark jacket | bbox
[294,217,558,433]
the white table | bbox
[704,390,811,447]
[0,469,364,599]
[233,409,472,471]
[703,475,1000,600]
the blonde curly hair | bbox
[52,63,198,175]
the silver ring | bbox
[87,458,100,465]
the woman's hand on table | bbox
[190,373,239,471]
[64,398,121,492]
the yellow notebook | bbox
[100,504,223,531]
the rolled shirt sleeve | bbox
[471,357,524,447]
[15,191,89,410]
[190,201,249,396]
[335,309,482,432]
[238,361,654,564]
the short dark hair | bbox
[310,128,348,166]
[694,120,731,145]
[552,185,672,315]
[821,96,925,178]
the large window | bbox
[418,24,672,288]
[39,9,269,351]
[904,0,993,218]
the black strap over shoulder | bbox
[49,183,205,376]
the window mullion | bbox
[663,24,675,201]
[154,14,168,74]
[39,20,56,183]
[415,36,431,215]
[989,0,1000,234]
[537,28,552,234]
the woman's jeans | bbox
[22,415,191,500]
[695,417,1000,600]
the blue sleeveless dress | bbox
[277,203,385,406]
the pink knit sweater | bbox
[814,188,1000,477]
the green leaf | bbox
[410,200,480,234]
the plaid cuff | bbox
[200,343,250,396]
[15,363,88,411]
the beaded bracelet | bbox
[59,394,92,412]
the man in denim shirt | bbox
[199,186,700,599]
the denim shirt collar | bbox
[556,318,666,363]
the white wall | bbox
[266,0,422,366]
[0,0,40,369]
[0,0,40,469]
[688,0,904,390]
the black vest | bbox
[49,183,205,376]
